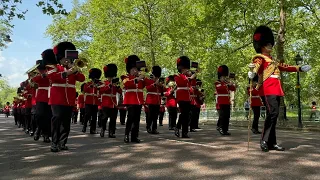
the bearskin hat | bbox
[80,83,85,92]
[76,92,79,97]
[42,49,57,66]
[166,75,175,84]
[177,56,190,73]
[17,87,22,94]
[36,60,45,70]
[125,55,140,73]
[53,41,76,62]
[152,66,161,78]
[88,68,102,80]
[312,101,316,105]
[104,63,118,78]
[217,65,229,79]
[253,25,275,53]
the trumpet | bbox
[167,81,177,89]
[73,58,88,70]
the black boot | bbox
[151,130,159,134]
[109,132,116,138]
[174,128,180,137]
[147,128,152,134]
[269,144,285,151]
[252,129,261,134]
[59,143,69,151]
[82,126,86,133]
[131,137,141,143]
[260,141,269,152]
[43,136,51,143]
[182,133,190,138]
[29,131,34,136]
[51,143,59,152]
[100,129,105,137]
[34,134,39,141]
[124,135,129,143]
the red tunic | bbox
[32,74,50,103]
[247,87,263,107]
[4,106,10,113]
[215,80,236,106]
[84,81,101,105]
[117,91,126,110]
[78,94,85,109]
[73,98,78,112]
[144,78,165,105]
[174,74,192,102]
[47,65,85,106]
[123,74,145,105]
[23,84,33,108]
[164,87,177,107]
[100,79,122,108]
[253,54,300,96]
[13,101,17,109]
[31,88,37,106]
[194,89,204,108]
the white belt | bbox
[270,75,280,79]
[38,87,49,90]
[51,83,75,88]
[147,92,161,95]
[85,93,98,96]
[177,87,189,90]
[126,89,143,93]
[101,94,116,97]
[252,96,260,98]
[216,94,229,97]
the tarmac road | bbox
[0,115,319,180]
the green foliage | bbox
[45,0,320,107]
[0,78,16,108]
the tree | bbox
[0,78,16,108]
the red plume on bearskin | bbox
[125,57,128,64]
[53,46,58,55]
[253,25,274,53]
[103,66,108,72]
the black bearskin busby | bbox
[76,92,79,97]
[125,55,140,73]
[17,87,22,94]
[196,79,202,86]
[53,41,76,62]
[36,60,45,70]
[166,75,175,84]
[80,83,85,92]
[312,101,316,106]
[217,65,229,79]
[88,68,102,80]
[253,25,275,53]
[104,64,118,78]
[152,66,161,78]
[42,49,57,66]
[177,56,190,73]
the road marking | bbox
[157,137,219,148]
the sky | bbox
[0,0,74,87]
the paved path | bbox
[0,115,319,180]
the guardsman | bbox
[78,83,85,125]
[20,82,27,131]
[174,56,197,138]
[16,88,23,128]
[193,79,205,129]
[29,61,41,137]
[99,63,121,138]
[118,76,127,125]
[33,57,51,142]
[189,78,198,132]
[13,97,18,125]
[122,55,145,143]
[144,66,165,134]
[22,80,33,135]
[82,68,102,134]
[165,75,177,130]
[215,65,236,135]
[47,42,85,152]
[309,101,317,120]
[158,97,166,126]
[247,76,263,134]
[72,92,79,124]
[248,25,311,152]
[4,102,10,118]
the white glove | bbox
[248,71,255,79]
[301,65,311,72]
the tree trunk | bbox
[276,0,287,124]
[146,3,156,66]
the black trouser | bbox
[245,108,250,119]
[36,102,52,137]
[176,101,191,135]
[119,109,127,124]
[25,108,32,131]
[102,107,118,134]
[30,105,37,133]
[72,111,78,123]
[190,105,200,130]
[125,105,142,138]
[217,104,231,132]
[84,104,98,132]
[252,106,261,130]
[167,107,177,129]
[261,95,280,146]
[17,108,22,127]
[51,105,73,145]
[159,111,164,125]
[146,105,160,131]
[80,108,85,124]
[13,108,18,125]
[98,109,103,127]
[21,108,26,128]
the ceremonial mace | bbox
[247,63,255,151]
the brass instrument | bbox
[167,81,177,90]
[73,58,88,70]
[25,63,40,75]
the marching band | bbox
[8,25,313,153]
